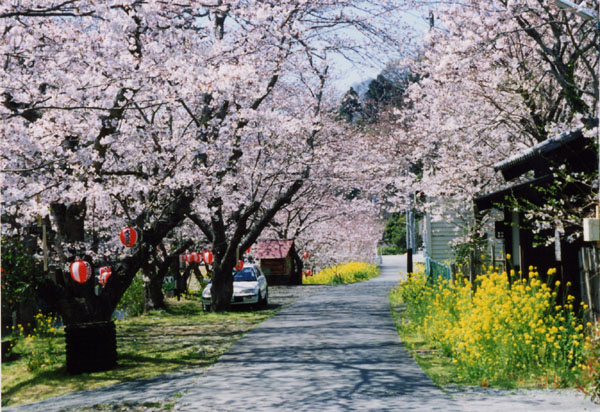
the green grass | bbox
[389,301,465,387]
[2,295,277,407]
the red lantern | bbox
[305,269,312,276]
[302,251,309,260]
[246,248,251,254]
[203,250,214,265]
[190,251,199,263]
[234,260,244,271]
[70,260,91,284]
[120,227,138,248]
[98,266,111,286]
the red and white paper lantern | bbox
[70,260,92,284]
[190,251,200,263]
[98,266,112,286]
[246,248,251,254]
[304,269,312,277]
[234,260,244,271]
[120,226,138,248]
[203,250,214,265]
[302,251,309,260]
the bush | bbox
[580,325,600,403]
[380,246,403,255]
[11,311,61,371]
[116,275,145,317]
[1,237,44,334]
[392,267,590,386]
[304,262,379,285]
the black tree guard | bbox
[65,321,117,374]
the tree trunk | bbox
[192,263,206,286]
[179,264,195,295]
[290,250,303,285]
[146,272,166,311]
[211,261,234,312]
[37,192,194,374]
[50,201,86,242]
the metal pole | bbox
[411,192,417,255]
[406,206,413,274]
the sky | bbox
[328,9,430,95]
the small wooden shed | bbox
[474,126,597,309]
[255,239,297,285]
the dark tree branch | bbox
[186,213,214,242]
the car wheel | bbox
[259,289,268,309]
[253,292,263,310]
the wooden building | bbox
[422,211,460,263]
[255,239,300,285]
[474,126,598,308]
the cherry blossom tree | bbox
[263,171,385,275]
[1,0,408,371]
[388,1,598,254]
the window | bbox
[233,268,257,281]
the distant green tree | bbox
[338,64,419,125]
[338,87,362,123]
[382,213,407,255]
[363,64,418,122]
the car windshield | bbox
[233,268,257,282]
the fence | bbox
[425,255,452,284]
[579,247,600,325]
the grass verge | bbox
[389,268,594,391]
[2,294,276,407]
[389,301,466,387]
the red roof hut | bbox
[255,239,298,285]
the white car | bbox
[202,264,268,311]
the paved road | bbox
[174,254,458,412]
[6,255,598,411]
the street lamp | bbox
[553,0,600,242]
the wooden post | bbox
[42,223,48,271]
[469,250,474,286]
[582,248,596,326]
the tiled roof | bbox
[255,239,294,259]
